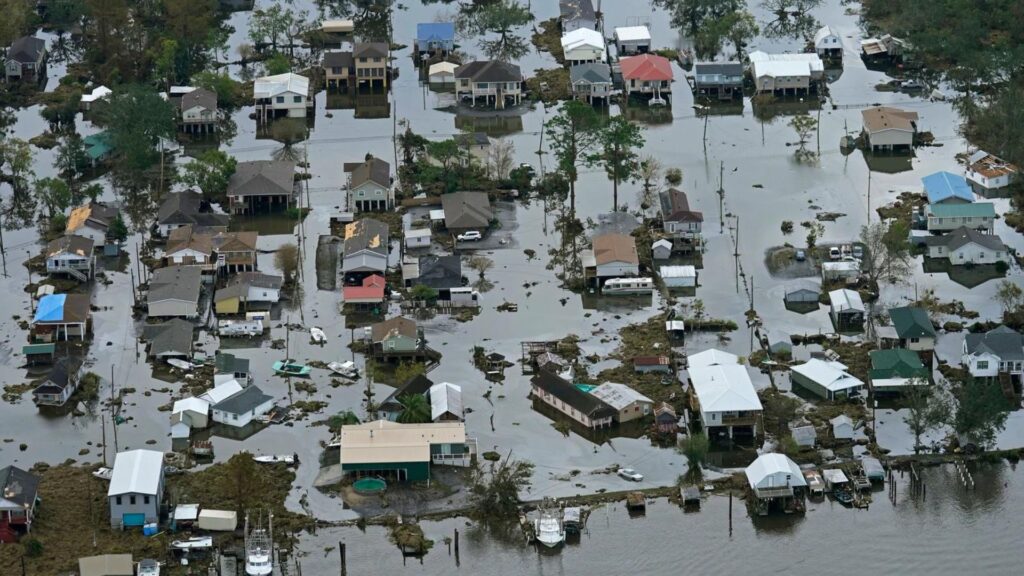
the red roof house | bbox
[343,274,386,305]
[620,54,673,97]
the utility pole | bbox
[718,161,725,233]
[0,225,7,277]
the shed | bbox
[789,424,817,448]
[79,554,134,576]
[784,287,820,309]
[659,265,696,288]
[614,26,652,55]
[651,239,673,260]
[829,288,865,332]
[406,227,431,249]
[107,449,165,528]
[830,414,855,440]
[197,509,238,531]
[428,61,458,84]
[634,356,671,373]
[790,358,864,400]
[822,468,849,489]
[744,453,806,499]
[429,382,464,422]
[821,260,860,281]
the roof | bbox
[108,449,164,497]
[968,151,1018,180]
[149,265,202,304]
[561,28,606,55]
[923,171,974,203]
[785,287,820,302]
[660,265,696,278]
[7,35,45,64]
[82,132,114,161]
[429,382,463,420]
[67,202,117,234]
[752,59,813,78]
[346,156,390,189]
[614,26,652,42]
[927,202,994,219]
[620,54,673,81]
[81,85,112,104]
[323,50,353,68]
[926,226,1007,252]
[454,132,491,147]
[570,62,612,84]
[199,380,244,404]
[343,274,386,301]
[532,370,617,419]
[417,22,455,42]
[343,218,390,257]
[172,396,210,416]
[689,364,762,413]
[371,316,417,342]
[792,359,864,392]
[157,191,228,228]
[830,414,854,428]
[227,271,284,292]
[745,453,806,490]
[33,293,90,324]
[861,106,918,134]
[829,289,865,313]
[442,191,493,229]
[814,25,839,45]
[593,233,639,266]
[144,319,194,357]
[0,465,39,509]
[339,420,466,465]
[215,352,249,375]
[790,424,817,446]
[964,325,1024,361]
[560,0,596,22]
[888,306,936,339]
[228,160,295,197]
[354,42,388,59]
[213,385,273,415]
[78,555,134,576]
[428,61,458,76]
[46,234,94,258]
[165,225,213,256]
[417,255,462,289]
[660,188,703,223]
[181,87,217,112]
[34,358,72,393]
[590,382,653,410]
[253,72,309,99]
[749,51,824,73]
[380,374,435,409]
[693,61,744,84]
[634,355,670,367]
[869,349,928,380]
[687,348,738,368]
[455,60,522,82]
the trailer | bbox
[218,319,264,337]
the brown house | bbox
[354,42,390,88]
[323,51,354,88]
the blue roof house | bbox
[416,23,455,55]
[923,171,974,205]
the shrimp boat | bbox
[244,511,274,576]
[533,508,565,548]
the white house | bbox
[748,51,823,94]
[560,28,606,65]
[652,239,673,260]
[861,106,918,151]
[925,202,995,234]
[107,450,165,528]
[813,25,842,59]
[688,363,762,439]
[172,397,210,430]
[199,380,244,405]
[924,226,1011,265]
[660,265,697,288]
[587,233,640,279]
[830,414,855,440]
[962,326,1024,379]
[790,358,864,400]
[966,150,1018,196]
[45,235,94,281]
[211,385,274,428]
[253,72,310,120]
[687,348,739,369]
[428,61,457,84]
[179,88,218,132]
[614,26,651,55]
[745,453,807,499]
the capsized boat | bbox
[273,359,310,376]
[533,508,565,548]
[327,360,359,378]
[310,327,326,344]
[92,467,113,481]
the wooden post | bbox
[728,491,733,535]
[339,542,346,576]
[454,528,460,565]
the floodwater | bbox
[0,0,1023,568]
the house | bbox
[342,218,389,278]
[416,255,462,290]
[215,352,251,385]
[586,232,640,281]
[692,62,743,100]
[66,202,118,246]
[923,171,974,205]
[962,325,1024,380]
[416,22,455,56]
[634,355,672,374]
[869,349,929,395]
[442,191,493,233]
[214,272,283,315]
[966,150,1018,197]
[887,306,937,353]
[379,374,435,421]
[745,453,806,501]
[535,351,574,380]
[687,348,738,368]
[620,54,673,99]
[22,343,55,365]
[172,397,210,430]
[860,34,906,59]
[199,380,244,405]
[227,160,295,214]
[427,61,457,84]
[830,414,855,440]
[164,226,258,273]
[924,226,1010,265]
[179,88,218,132]
[4,35,46,81]
[78,555,135,576]
[371,316,421,354]
[156,191,229,237]
[80,85,112,111]
[860,106,918,152]
[31,293,90,341]
[749,57,815,94]
[660,188,703,244]
[337,420,472,482]
[406,228,432,249]
[143,319,193,360]
[345,156,393,212]
[651,239,672,260]
[590,382,653,423]
[790,358,865,400]
[107,449,165,528]
[253,72,311,120]
[821,260,860,282]
[45,235,94,281]
[790,423,817,448]
[829,289,865,332]
[0,466,39,541]
[614,26,652,55]
[559,0,596,32]
[455,61,523,109]
[688,363,762,439]
[813,25,843,59]
[31,359,77,407]
[321,19,355,35]
[561,28,606,65]
[83,132,114,167]
[569,62,613,103]
[660,265,697,288]
[454,132,492,165]
[148,265,202,318]
[323,51,354,88]
[654,403,679,433]
[354,42,390,88]
[784,287,820,310]
[429,382,464,422]
[211,385,274,428]
[343,274,386,307]
[925,202,995,233]
[530,370,616,429]
[164,226,215,268]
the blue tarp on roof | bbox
[922,171,974,204]
[416,22,455,42]
[34,294,66,323]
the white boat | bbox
[92,467,113,481]
[310,327,326,344]
[137,559,160,576]
[602,277,655,295]
[245,512,274,576]
[253,454,295,465]
[170,536,213,550]
[327,360,359,378]
[166,358,194,371]
[533,509,565,548]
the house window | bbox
[144,495,150,505]
[293,96,303,103]
[130,495,136,505]
[116,496,122,505]
[478,82,489,89]
[276,96,284,103]
[910,337,919,343]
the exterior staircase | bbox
[65,266,89,283]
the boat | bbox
[533,508,565,548]
[170,536,213,550]
[832,487,855,506]
[602,277,655,295]
[245,512,274,576]
[253,454,296,465]
[92,467,113,481]
[310,327,326,344]
[328,360,359,378]
[166,358,194,371]
[137,559,160,576]
[562,507,583,534]
[273,359,310,376]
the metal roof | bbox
[108,449,164,497]
[687,348,738,368]
[922,171,974,204]
[745,453,806,490]
[791,359,864,392]
[829,288,864,313]
[339,420,466,465]
[927,202,995,218]
[689,364,762,413]
[888,306,936,339]
[614,26,651,42]
[253,72,309,99]
[590,382,652,410]
[429,382,463,420]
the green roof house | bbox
[869,349,929,395]
[925,202,995,234]
[886,306,937,352]
[83,132,114,166]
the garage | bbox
[122,513,146,527]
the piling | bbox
[339,542,346,576]
[728,491,733,535]
[454,528,460,566]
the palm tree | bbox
[397,394,432,424]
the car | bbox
[794,249,806,262]
[829,246,841,260]
[852,245,864,259]
[841,244,852,258]
[457,230,482,242]
[617,468,643,482]
[900,79,924,91]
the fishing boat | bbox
[310,327,326,344]
[253,454,296,465]
[602,277,655,295]
[137,559,160,576]
[166,358,194,371]
[327,360,359,378]
[92,467,113,481]
[245,512,274,576]
[533,508,565,548]
[273,359,310,376]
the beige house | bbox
[354,42,389,88]
[861,106,918,151]
[455,61,523,109]
[323,51,353,88]
[590,382,653,423]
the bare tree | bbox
[487,138,515,181]
[902,379,949,454]
[469,255,494,279]
[859,221,913,287]
[637,155,663,214]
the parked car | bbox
[841,244,852,258]
[794,249,806,262]
[852,245,864,259]
[829,246,841,260]
[617,468,644,482]
[457,230,482,242]
[900,79,924,91]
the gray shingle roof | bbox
[354,42,388,59]
[417,255,462,289]
[455,61,522,83]
[149,265,202,304]
[532,369,616,420]
[323,51,353,68]
[926,226,1006,252]
[0,465,40,508]
[442,191,493,229]
[965,326,1024,361]
[570,62,612,84]
[7,36,45,64]
[559,0,596,22]
[343,218,389,257]
[181,88,217,112]
[143,319,194,357]
[213,385,273,415]
[46,234,94,258]
[345,156,390,189]
[228,161,295,198]
[215,352,250,375]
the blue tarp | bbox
[922,171,974,204]
[416,22,455,43]
[34,294,66,323]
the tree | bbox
[393,362,426,386]
[45,0,87,35]
[108,214,129,243]
[594,115,645,211]
[469,255,494,279]
[487,138,515,181]
[995,279,1024,316]
[902,380,950,453]
[789,113,817,146]
[249,5,295,53]
[193,71,245,109]
[665,167,683,186]
[398,126,429,166]
[459,0,533,62]
[55,133,90,192]
[469,455,534,519]
[396,394,432,424]
[98,85,177,175]
[427,139,464,178]
[35,178,72,219]
[0,0,30,47]
[805,221,823,250]
[859,221,913,287]
[0,138,35,196]
[655,0,743,36]
[950,378,1011,449]
[153,38,179,91]
[690,298,706,330]
[38,85,83,129]
[179,150,238,200]
[637,155,662,212]
[547,101,604,215]
[410,284,439,302]
[677,432,709,481]
[275,243,299,282]
[760,0,822,16]
[722,10,759,57]
[164,0,218,78]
